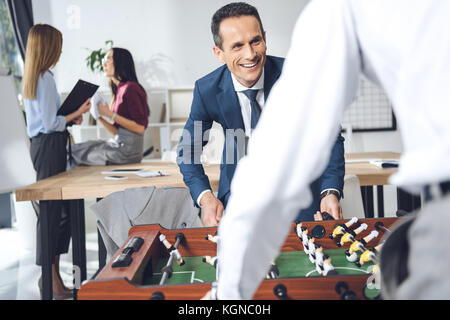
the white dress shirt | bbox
[23,71,66,138]
[217,0,450,299]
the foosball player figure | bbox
[322,254,336,276]
[266,259,280,279]
[329,217,359,241]
[202,256,218,269]
[295,222,303,238]
[355,243,382,268]
[345,230,379,262]
[308,236,316,264]
[339,223,368,247]
[159,234,185,266]
[314,244,324,274]
[371,263,380,276]
[299,226,310,254]
[205,232,219,244]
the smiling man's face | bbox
[213,15,267,88]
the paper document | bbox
[90,92,105,120]
[135,171,170,178]
[101,168,144,174]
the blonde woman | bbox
[23,24,90,299]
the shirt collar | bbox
[231,68,265,92]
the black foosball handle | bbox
[273,283,288,300]
[321,211,335,220]
[175,232,185,243]
[149,291,165,300]
[335,281,358,300]
[374,221,390,233]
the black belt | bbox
[423,181,450,203]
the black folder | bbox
[57,79,99,116]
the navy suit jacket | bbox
[177,56,345,221]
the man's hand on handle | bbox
[315,193,342,220]
[199,191,224,227]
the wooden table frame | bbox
[78,217,398,300]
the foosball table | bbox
[78,216,398,300]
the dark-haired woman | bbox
[70,48,149,165]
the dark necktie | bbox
[242,89,262,156]
[242,89,261,130]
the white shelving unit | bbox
[150,87,194,161]
[64,87,224,163]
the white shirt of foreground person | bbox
[216,0,450,299]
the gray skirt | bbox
[69,127,143,166]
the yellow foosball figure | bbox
[329,217,359,240]
[345,230,379,262]
[355,243,382,268]
[339,223,368,247]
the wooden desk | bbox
[345,152,400,218]
[15,161,219,300]
[16,161,219,201]
[345,152,399,186]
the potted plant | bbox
[85,40,114,73]
[84,40,113,125]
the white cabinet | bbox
[64,87,224,163]
[148,87,224,163]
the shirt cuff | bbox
[320,188,340,196]
[197,189,212,207]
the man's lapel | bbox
[217,68,245,130]
[264,56,283,100]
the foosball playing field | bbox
[147,249,375,286]
[78,217,397,300]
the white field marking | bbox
[305,267,371,277]
[154,271,205,283]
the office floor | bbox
[0,226,99,300]
[0,198,100,300]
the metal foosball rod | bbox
[159,233,185,286]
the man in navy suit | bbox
[177,2,345,226]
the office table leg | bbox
[397,188,421,213]
[377,186,385,218]
[361,186,374,218]
[97,228,107,270]
[96,198,107,272]
[40,200,53,300]
[70,199,87,300]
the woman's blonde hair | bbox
[22,24,63,99]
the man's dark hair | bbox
[211,2,265,49]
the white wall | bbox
[33,0,309,92]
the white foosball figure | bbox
[322,254,335,276]
[314,244,324,274]
[308,237,316,264]
[159,234,185,266]
[300,227,310,254]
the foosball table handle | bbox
[335,281,358,300]
[273,283,288,300]
[149,291,165,300]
